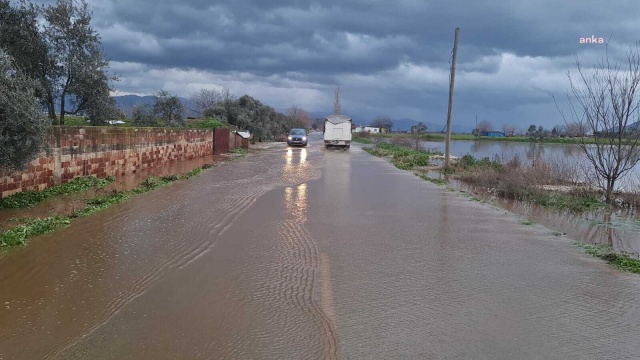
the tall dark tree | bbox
[0,50,49,171]
[152,90,185,126]
[43,0,116,125]
[0,0,51,108]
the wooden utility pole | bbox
[445,27,459,169]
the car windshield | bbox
[290,129,306,135]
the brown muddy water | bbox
[2,137,640,359]
[0,155,231,232]
[423,170,640,256]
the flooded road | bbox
[2,134,640,359]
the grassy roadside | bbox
[575,243,640,274]
[363,142,433,170]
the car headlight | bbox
[302,136,307,141]
[288,136,292,140]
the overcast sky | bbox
[33,0,640,128]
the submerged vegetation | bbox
[0,164,216,252]
[0,176,114,209]
[575,243,640,274]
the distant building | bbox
[364,126,381,133]
[483,130,505,137]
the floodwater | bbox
[422,171,640,256]
[415,138,640,189]
[2,133,640,359]
[0,155,227,231]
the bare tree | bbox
[189,87,232,117]
[287,105,312,129]
[411,122,426,150]
[565,122,587,137]
[371,115,393,132]
[561,45,640,202]
[501,124,518,137]
[334,85,341,115]
[476,120,492,135]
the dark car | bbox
[287,128,307,146]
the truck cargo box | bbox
[324,115,352,149]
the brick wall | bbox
[0,127,216,198]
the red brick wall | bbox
[0,127,214,198]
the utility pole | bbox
[445,27,459,169]
[475,114,478,137]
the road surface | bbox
[1,132,640,359]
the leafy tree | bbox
[371,115,393,132]
[0,50,49,171]
[131,104,155,126]
[152,90,184,126]
[0,0,50,103]
[1,0,116,125]
[527,124,537,136]
[43,0,116,125]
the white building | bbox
[364,126,381,133]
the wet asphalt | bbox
[1,132,640,359]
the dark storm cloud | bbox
[29,0,640,127]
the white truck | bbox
[323,115,352,149]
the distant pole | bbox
[475,114,478,137]
[445,27,459,169]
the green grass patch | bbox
[417,174,447,185]
[352,136,373,144]
[515,192,606,213]
[521,220,535,225]
[575,243,640,274]
[230,148,249,155]
[0,217,71,248]
[0,176,114,209]
[0,165,214,252]
[364,142,431,170]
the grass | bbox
[514,191,606,213]
[230,148,249,155]
[352,136,373,144]
[417,174,447,185]
[0,164,216,252]
[364,142,431,170]
[575,243,640,274]
[445,154,607,213]
[0,176,114,209]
